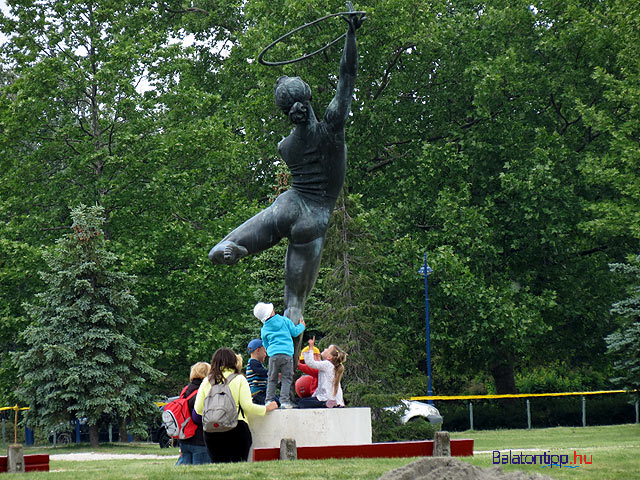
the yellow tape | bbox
[4,389,634,411]
[410,389,629,401]
[0,406,29,411]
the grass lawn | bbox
[453,423,640,480]
[8,423,638,479]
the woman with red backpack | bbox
[175,362,211,465]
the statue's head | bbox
[275,76,312,124]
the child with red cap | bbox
[296,346,320,398]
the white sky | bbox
[0,2,213,94]
[0,0,10,45]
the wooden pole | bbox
[14,405,18,444]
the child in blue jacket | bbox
[254,302,306,409]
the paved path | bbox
[51,452,178,461]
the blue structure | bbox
[418,253,434,404]
[25,426,34,446]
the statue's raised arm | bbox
[324,2,366,131]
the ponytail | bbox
[329,345,347,396]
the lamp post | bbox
[418,252,434,404]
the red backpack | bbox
[161,385,199,440]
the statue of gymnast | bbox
[209,4,366,330]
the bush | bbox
[516,362,610,393]
[359,393,440,442]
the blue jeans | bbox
[176,442,211,465]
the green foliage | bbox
[516,362,610,394]
[0,0,268,395]
[340,0,639,393]
[2,0,640,406]
[12,205,162,440]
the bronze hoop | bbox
[257,11,366,66]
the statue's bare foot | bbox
[208,241,248,265]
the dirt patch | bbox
[378,457,553,480]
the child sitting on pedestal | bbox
[298,336,347,409]
[296,345,320,398]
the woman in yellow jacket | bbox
[194,347,278,462]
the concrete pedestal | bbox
[248,407,372,451]
[433,431,451,456]
[280,438,297,460]
[8,444,24,473]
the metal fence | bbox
[411,390,639,430]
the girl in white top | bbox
[298,336,347,408]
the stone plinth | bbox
[433,431,451,456]
[280,438,297,460]
[8,444,25,473]
[248,407,372,450]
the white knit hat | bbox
[253,302,274,323]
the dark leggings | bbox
[203,420,252,463]
[297,396,327,409]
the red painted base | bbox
[0,453,50,472]
[253,439,473,462]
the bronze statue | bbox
[209,3,366,339]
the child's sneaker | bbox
[280,402,296,409]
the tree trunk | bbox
[119,418,128,443]
[88,424,100,448]
[490,361,517,394]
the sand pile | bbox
[378,457,554,480]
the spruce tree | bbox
[314,193,401,393]
[14,205,162,446]
[606,256,640,401]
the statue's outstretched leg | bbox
[208,200,293,264]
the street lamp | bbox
[418,252,434,404]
